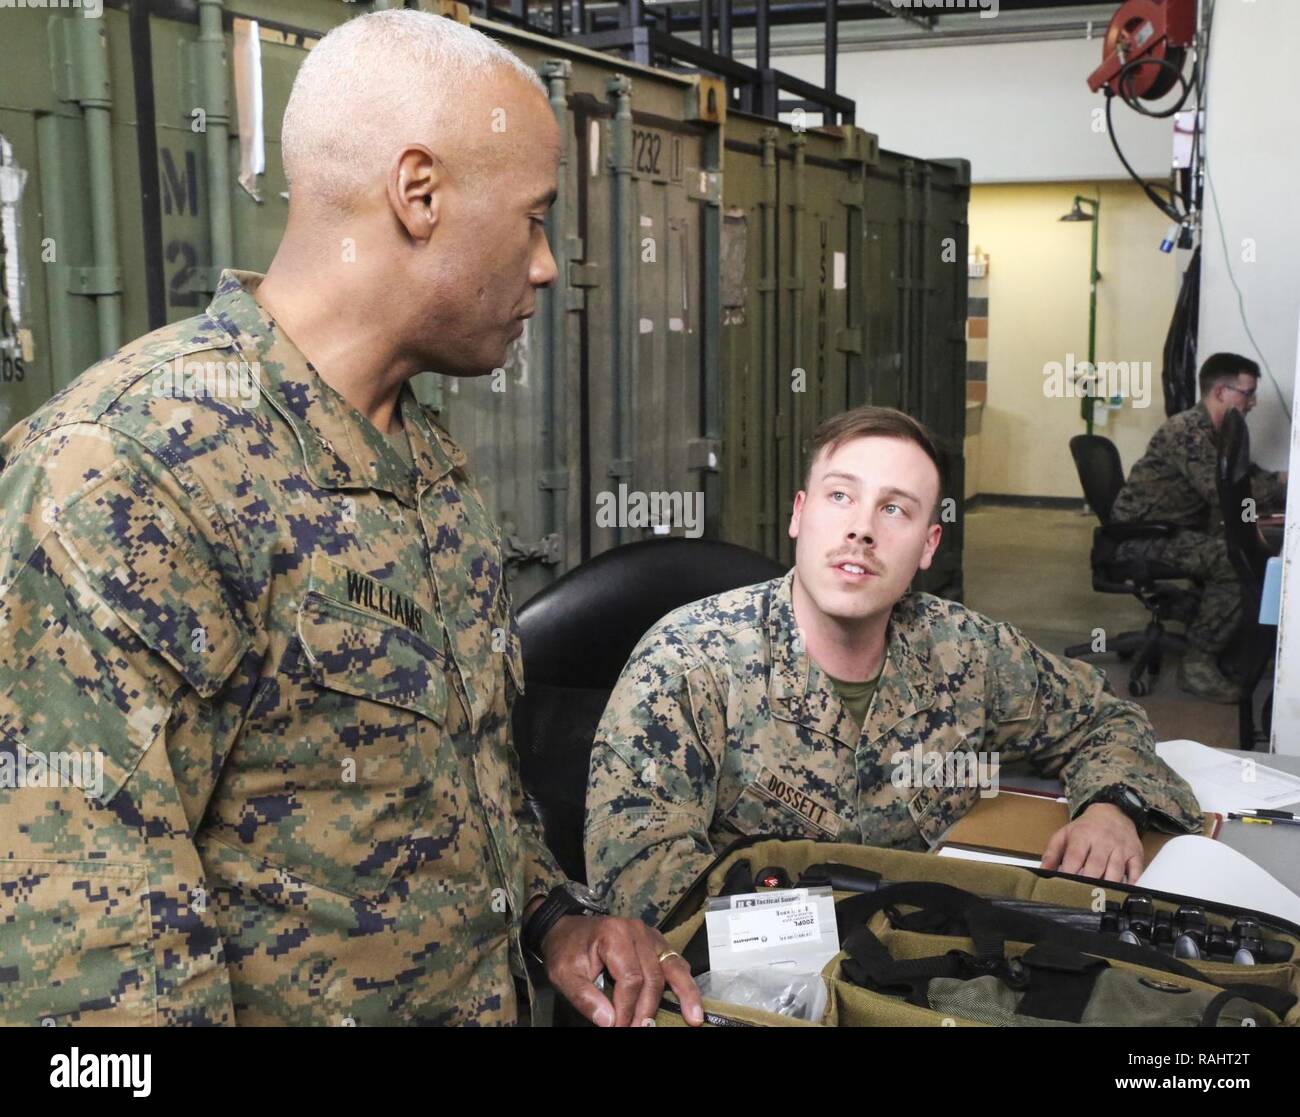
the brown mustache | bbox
[828,554,882,576]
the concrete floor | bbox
[962,503,1242,749]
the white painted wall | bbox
[1273,332,1300,755]
[769,37,1173,184]
[771,5,1298,475]
[1197,0,1299,474]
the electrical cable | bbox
[1191,0,1289,422]
[1104,92,1183,222]
[1204,158,1293,423]
[1117,55,1194,118]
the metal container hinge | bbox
[537,472,569,491]
[569,262,600,288]
[504,533,563,567]
[838,181,865,209]
[834,328,863,355]
[687,169,722,206]
[65,266,123,296]
[687,439,721,473]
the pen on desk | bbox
[1232,809,1297,820]
[1228,812,1300,827]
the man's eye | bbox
[884,503,904,516]
[830,491,849,503]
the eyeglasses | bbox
[1221,384,1258,399]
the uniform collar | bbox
[204,269,463,505]
[766,570,935,747]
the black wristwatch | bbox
[522,882,608,963]
[1087,785,1149,833]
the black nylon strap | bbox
[840,924,965,1008]
[959,900,1210,983]
[1015,947,1109,1022]
[680,859,755,976]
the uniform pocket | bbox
[905,740,984,848]
[298,592,449,726]
[211,581,449,903]
[0,859,155,1026]
[291,592,448,900]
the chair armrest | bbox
[1102,521,1179,542]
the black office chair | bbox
[1064,434,1198,696]
[1217,409,1275,750]
[511,538,787,883]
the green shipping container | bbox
[0,1,967,603]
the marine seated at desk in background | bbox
[1109,352,1288,704]
[584,406,1203,927]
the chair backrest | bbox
[511,538,787,881]
[1069,434,1126,525]
[1217,409,1270,589]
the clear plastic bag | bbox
[695,968,829,1022]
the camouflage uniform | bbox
[1110,403,1287,654]
[0,270,565,1026]
[584,572,1202,926]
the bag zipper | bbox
[657,996,759,1028]
[657,836,1300,943]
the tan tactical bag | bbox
[652,838,1300,1028]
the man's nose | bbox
[846,513,875,546]
[532,235,558,288]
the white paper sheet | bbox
[1136,835,1300,927]
[1155,739,1300,813]
[936,846,1041,869]
[233,19,265,201]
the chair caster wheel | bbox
[1129,677,1150,697]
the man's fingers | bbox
[599,934,646,1028]
[1124,850,1146,884]
[551,970,617,1027]
[1059,833,1090,876]
[1081,839,1112,881]
[1101,847,1127,883]
[629,930,666,1026]
[661,955,703,1026]
[1041,826,1067,870]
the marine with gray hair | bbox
[0,9,699,1028]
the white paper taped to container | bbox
[233,19,266,200]
[705,887,839,974]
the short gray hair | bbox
[282,10,546,211]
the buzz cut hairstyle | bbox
[803,405,946,524]
[281,9,546,214]
[1198,352,1260,398]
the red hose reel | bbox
[1087,0,1196,100]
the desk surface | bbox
[1002,750,1300,897]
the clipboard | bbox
[935,789,1221,863]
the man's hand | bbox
[542,914,703,1027]
[1041,802,1144,883]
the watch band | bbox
[1089,785,1149,832]
[523,884,603,962]
[523,892,567,962]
